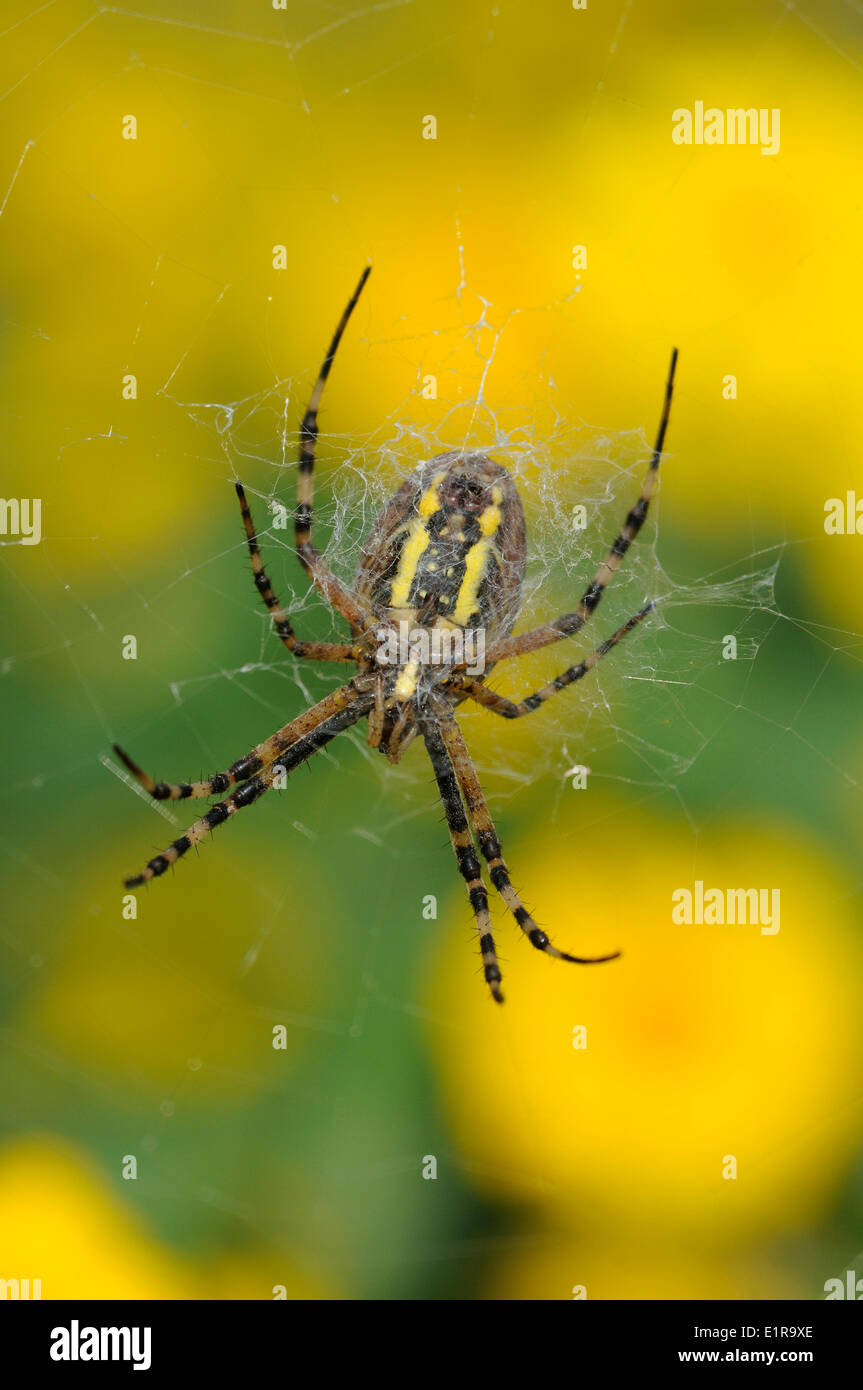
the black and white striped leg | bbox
[235,482,359,662]
[295,266,374,632]
[423,722,504,1003]
[436,708,620,966]
[113,679,369,804]
[121,687,372,887]
[457,603,655,719]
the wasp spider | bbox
[116,267,677,1003]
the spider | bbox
[116,266,677,1003]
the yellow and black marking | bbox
[386,471,504,627]
[356,451,526,643]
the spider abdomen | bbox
[355,450,526,642]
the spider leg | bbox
[455,602,654,719]
[435,706,620,966]
[116,683,366,889]
[423,722,505,1004]
[295,266,376,634]
[487,348,677,663]
[235,483,360,662]
[113,678,371,802]
[367,673,386,749]
[122,684,372,887]
[383,703,416,763]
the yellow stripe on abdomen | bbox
[452,490,502,626]
[390,518,430,607]
[389,474,444,608]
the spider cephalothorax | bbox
[116,266,677,1003]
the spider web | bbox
[158,307,785,803]
[1,0,862,1301]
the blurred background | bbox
[1,0,862,1300]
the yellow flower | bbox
[0,1138,331,1300]
[431,798,863,1249]
[18,828,329,1104]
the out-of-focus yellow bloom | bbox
[431,797,863,1252]
[0,1138,190,1299]
[0,1137,330,1299]
[2,4,861,630]
[18,832,329,1103]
